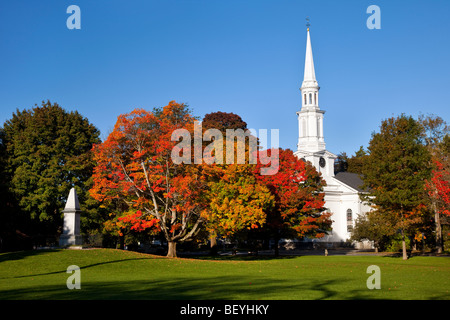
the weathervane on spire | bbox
[306,16,310,30]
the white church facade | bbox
[294,27,373,247]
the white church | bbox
[294,26,372,247]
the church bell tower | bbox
[295,23,337,179]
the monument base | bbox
[59,234,83,247]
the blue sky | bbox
[1,0,449,156]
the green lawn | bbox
[0,249,448,300]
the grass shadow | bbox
[0,274,374,300]
[183,253,298,261]
[0,249,60,263]
[8,257,161,279]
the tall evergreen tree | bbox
[347,146,368,175]
[334,152,348,174]
[361,114,431,259]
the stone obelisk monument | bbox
[59,188,82,247]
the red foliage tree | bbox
[254,149,332,255]
[90,101,206,257]
[426,159,450,252]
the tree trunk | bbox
[401,229,408,260]
[434,203,443,254]
[167,241,177,258]
[412,238,417,251]
[400,207,408,260]
[210,234,218,255]
[118,235,125,250]
[422,233,426,254]
[402,239,408,260]
[274,236,279,257]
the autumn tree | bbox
[255,149,332,256]
[201,164,274,239]
[92,106,276,256]
[424,130,450,253]
[420,115,449,252]
[202,113,331,256]
[1,101,101,242]
[90,101,208,257]
[361,114,431,259]
[202,111,248,133]
[201,111,254,252]
[426,160,450,252]
[201,147,330,256]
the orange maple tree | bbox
[90,101,206,257]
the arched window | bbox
[309,93,312,105]
[304,94,307,105]
[314,92,317,105]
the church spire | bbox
[300,24,319,109]
[301,25,319,95]
[296,23,325,153]
[303,27,317,87]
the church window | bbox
[304,94,307,105]
[347,209,353,221]
[309,93,312,105]
[347,209,353,232]
[314,92,317,105]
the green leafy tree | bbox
[0,129,27,251]
[361,114,431,259]
[351,209,397,252]
[2,100,101,242]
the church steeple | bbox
[297,25,326,153]
[300,26,319,109]
[302,27,318,89]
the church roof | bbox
[334,172,367,193]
